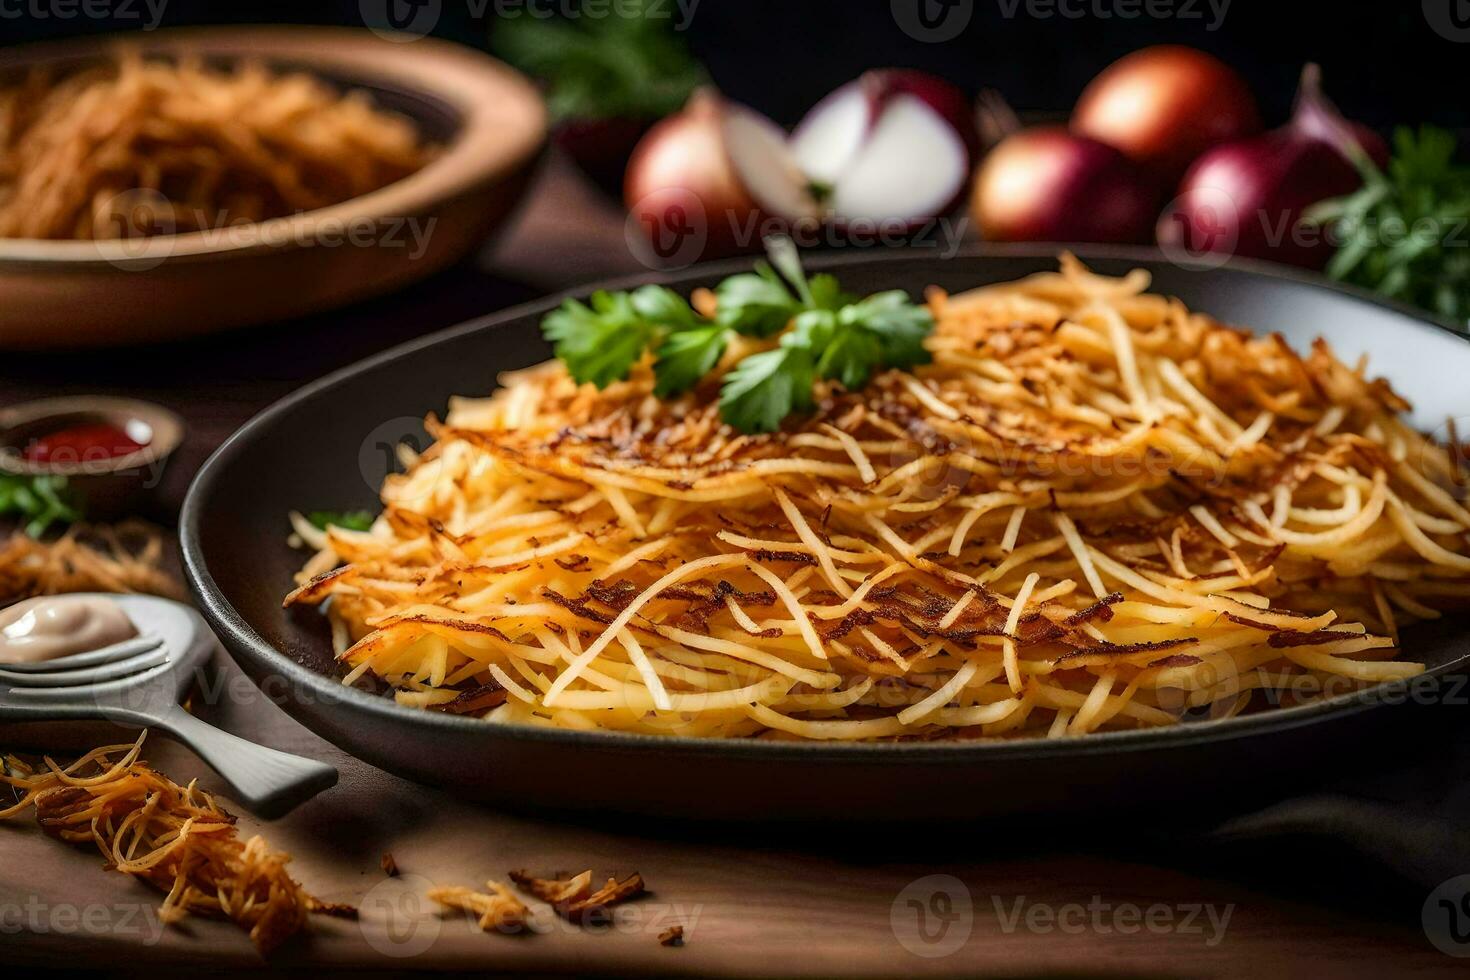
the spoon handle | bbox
[150,703,338,818]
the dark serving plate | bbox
[181,246,1470,822]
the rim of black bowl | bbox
[180,243,1470,762]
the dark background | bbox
[0,0,1462,135]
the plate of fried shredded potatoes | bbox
[183,249,1470,819]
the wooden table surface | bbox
[1,157,1464,978]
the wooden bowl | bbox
[0,27,548,349]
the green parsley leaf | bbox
[792,291,934,391]
[719,341,814,434]
[0,473,83,538]
[842,291,936,369]
[815,320,885,390]
[630,284,704,330]
[653,324,731,397]
[714,263,801,337]
[806,273,856,312]
[308,510,376,532]
[541,290,655,389]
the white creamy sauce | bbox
[0,595,138,664]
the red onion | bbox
[1156,65,1388,269]
[623,89,765,263]
[971,126,1158,244]
[1073,46,1260,181]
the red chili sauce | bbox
[22,422,147,465]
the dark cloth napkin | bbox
[1174,681,1470,921]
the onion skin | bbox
[624,89,762,262]
[1157,66,1389,269]
[1073,46,1260,181]
[971,126,1158,244]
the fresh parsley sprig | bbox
[1307,126,1470,327]
[539,237,936,433]
[0,473,83,538]
[491,0,707,123]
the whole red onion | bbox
[1073,46,1260,182]
[971,126,1158,244]
[1157,65,1388,269]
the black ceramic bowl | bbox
[181,247,1470,821]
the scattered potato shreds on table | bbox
[427,881,529,933]
[510,869,647,924]
[0,733,346,953]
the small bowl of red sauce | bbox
[0,397,184,521]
